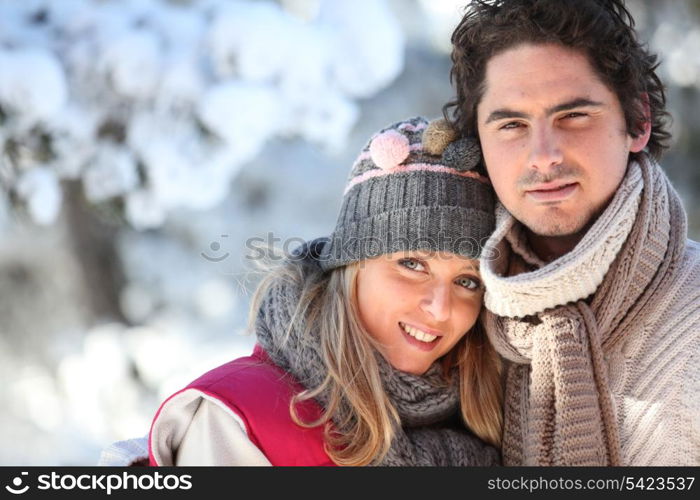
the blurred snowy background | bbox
[0,0,698,465]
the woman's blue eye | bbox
[456,277,481,290]
[399,258,424,271]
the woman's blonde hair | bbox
[248,254,502,466]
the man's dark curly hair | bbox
[443,0,671,160]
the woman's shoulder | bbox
[183,346,288,393]
[150,391,271,466]
[149,346,333,466]
[179,346,310,413]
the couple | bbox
[107,0,699,466]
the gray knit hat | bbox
[317,116,495,271]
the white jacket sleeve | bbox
[176,398,271,466]
[149,389,271,466]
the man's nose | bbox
[420,283,451,323]
[528,124,564,171]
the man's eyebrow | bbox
[547,98,603,115]
[484,109,529,124]
[483,98,604,124]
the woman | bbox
[148,116,502,466]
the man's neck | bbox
[524,203,605,263]
[525,229,586,264]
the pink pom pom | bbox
[369,130,410,170]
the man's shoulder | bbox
[650,239,700,336]
[682,238,700,273]
[639,239,700,337]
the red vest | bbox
[149,345,334,466]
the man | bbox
[446,0,699,465]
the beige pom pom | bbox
[423,118,458,155]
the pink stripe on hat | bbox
[344,163,490,195]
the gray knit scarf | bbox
[253,242,500,466]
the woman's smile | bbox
[356,251,483,375]
[398,321,442,351]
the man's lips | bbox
[525,182,579,203]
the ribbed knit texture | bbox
[481,155,700,466]
[255,240,500,466]
[319,116,494,271]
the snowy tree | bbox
[0,0,404,229]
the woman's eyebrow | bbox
[460,262,480,272]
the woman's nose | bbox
[420,284,451,323]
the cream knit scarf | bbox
[481,155,688,465]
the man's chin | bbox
[517,213,592,238]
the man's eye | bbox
[563,112,587,119]
[398,258,425,271]
[500,121,522,130]
[456,276,481,290]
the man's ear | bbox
[630,92,651,153]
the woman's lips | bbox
[398,323,440,352]
[525,182,578,203]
